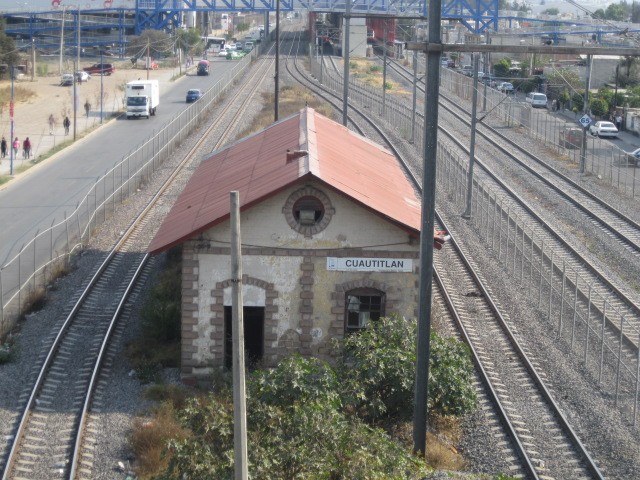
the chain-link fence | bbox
[309,51,640,425]
[440,67,640,198]
[0,50,257,337]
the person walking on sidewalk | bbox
[615,113,623,132]
[48,114,55,135]
[84,100,91,118]
[0,137,6,158]
[23,137,31,159]
[12,137,20,157]
[63,116,70,135]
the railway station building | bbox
[149,107,431,384]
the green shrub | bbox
[384,81,392,90]
[369,65,382,73]
[0,341,15,364]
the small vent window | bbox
[293,196,325,226]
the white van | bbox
[526,92,548,108]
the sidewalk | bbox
[0,65,183,178]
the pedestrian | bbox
[23,137,31,159]
[616,113,623,131]
[12,137,20,157]
[48,114,55,135]
[63,116,70,135]
[0,136,6,158]
[84,100,91,118]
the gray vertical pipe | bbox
[382,20,388,116]
[413,0,442,456]
[410,49,417,143]
[230,191,248,480]
[275,0,280,121]
[463,53,480,218]
[580,54,592,174]
[342,0,351,126]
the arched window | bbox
[345,288,385,334]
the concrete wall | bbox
[180,180,420,383]
[343,17,368,58]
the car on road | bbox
[218,48,230,57]
[461,65,473,76]
[589,121,618,138]
[498,82,514,93]
[75,70,90,82]
[60,73,74,86]
[83,63,115,75]
[186,89,203,103]
[244,41,255,51]
[623,147,640,167]
[525,92,547,108]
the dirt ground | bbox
[0,59,179,174]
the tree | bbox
[127,29,175,60]
[0,30,19,68]
[493,57,512,78]
[605,3,628,21]
[590,97,609,118]
[545,68,584,102]
[337,314,476,421]
[592,8,606,19]
[542,7,559,15]
[175,28,204,57]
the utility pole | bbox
[410,49,417,144]
[463,53,480,219]
[230,191,248,480]
[9,65,15,176]
[76,7,80,70]
[579,54,592,174]
[342,0,351,126]
[413,0,442,457]
[59,7,66,75]
[73,60,77,141]
[381,20,388,116]
[31,38,35,82]
[100,49,104,124]
[147,39,150,81]
[275,0,280,121]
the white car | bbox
[624,147,640,167]
[589,121,619,138]
[75,70,90,82]
[218,48,230,57]
[525,92,547,108]
[499,82,514,93]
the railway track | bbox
[0,45,280,480]
[320,53,640,389]
[286,39,605,480]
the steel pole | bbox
[100,50,104,124]
[10,66,14,176]
[342,0,351,126]
[580,54,592,174]
[463,54,480,218]
[275,0,280,121]
[413,0,442,457]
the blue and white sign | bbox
[579,114,592,128]
[327,257,413,272]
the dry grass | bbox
[237,85,336,139]
[0,85,36,107]
[129,402,190,480]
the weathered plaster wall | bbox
[180,180,420,382]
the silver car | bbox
[589,121,618,138]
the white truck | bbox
[125,79,159,119]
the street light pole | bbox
[9,66,15,176]
[73,60,77,141]
[100,49,104,123]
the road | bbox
[0,60,237,267]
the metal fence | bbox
[309,51,640,426]
[0,50,257,337]
[440,67,640,198]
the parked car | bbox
[83,63,115,75]
[235,43,244,51]
[60,73,74,86]
[186,89,203,103]
[244,41,255,51]
[499,82,514,93]
[560,127,582,149]
[218,48,230,57]
[623,147,640,167]
[461,64,473,76]
[525,92,547,108]
[589,121,618,138]
[75,70,90,82]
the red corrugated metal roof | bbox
[148,107,422,254]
